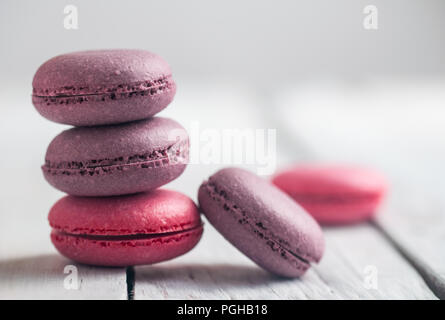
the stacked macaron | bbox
[33,49,203,266]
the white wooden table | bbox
[0,80,443,299]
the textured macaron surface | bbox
[49,190,203,266]
[272,164,388,224]
[198,167,324,278]
[32,49,172,95]
[42,117,189,196]
[32,49,176,126]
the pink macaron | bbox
[272,164,388,224]
[49,190,203,266]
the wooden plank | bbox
[0,255,128,300]
[134,219,435,299]
[375,172,445,299]
[319,224,435,299]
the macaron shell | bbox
[198,168,325,278]
[51,227,203,267]
[44,117,186,163]
[32,49,176,126]
[42,117,189,196]
[272,165,387,196]
[33,50,171,92]
[272,165,387,224]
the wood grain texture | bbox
[0,255,127,300]
[376,172,445,299]
[134,219,436,299]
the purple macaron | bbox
[198,168,325,278]
[32,49,176,126]
[42,117,189,197]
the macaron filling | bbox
[203,181,313,268]
[32,76,174,106]
[42,139,188,177]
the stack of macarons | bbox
[33,49,203,266]
[32,50,386,279]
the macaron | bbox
[32,49,176,126]
[49,190,203,266]
[198,167,324,278]
[42,117,189,197]
[272,164,388,224]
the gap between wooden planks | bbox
[133,219,436,299]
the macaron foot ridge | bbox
[32,75,174,106]
[42,139,188,177]
[286,192,379,204]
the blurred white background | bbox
[1,0,445,86]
